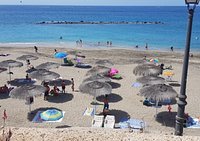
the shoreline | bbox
[1,42,200,54]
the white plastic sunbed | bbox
[104,115,115,128]
[92,115,104,127]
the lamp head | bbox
[185,0,200,4]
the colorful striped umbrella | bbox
[40,109,63,121]
[54,52,67,58]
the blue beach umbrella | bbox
[54,52,67,59]
[40,109,63,121]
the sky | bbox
[0,0,185,6]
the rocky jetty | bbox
[36,21,164,25]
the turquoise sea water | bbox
[0,5,200,51]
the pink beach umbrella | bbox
[109,68,119,76]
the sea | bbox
[0,5,200,51]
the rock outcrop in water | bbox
[36,21,164,25]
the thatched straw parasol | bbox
[29,69,60,81]
[35,62,60,70]
[86,65,110,76]
[16,55,38,60]
[83,74,111,83]
[133,64,161,76]
[136,76,165,86]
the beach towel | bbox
[186,117,200,128]
[83,107,94,116]
[32,111,65,123]
[119,118,146,129]
[132,82,142,88]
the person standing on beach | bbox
[44,83,50,100]
[145,43,148,50]
[103,94,109,117]
[61,80,66,93]
[71,78,74,92]
[54,49,57,54]
[170,46,174,52]
[80,39,82,47]
[34,46,38,53]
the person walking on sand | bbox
[34,46,38,53]
[71,78,74,92]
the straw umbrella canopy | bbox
[29,69,60,81]
[95,59,114,67]
[48,79,71,86]
[0,67,7,73]
[35,62,60,70]
[83,74,111,83]
[139,84,177,117]
[9,85,46,100]
[134,59,150,64]
[133,64,161,76]
[16,55,38,61]
[79,81,112,97]
[136,76,165,86]
[0,60,23,68]
[86,65,110,76]
[139,84,177,102]
[9,84,46,113]
[0,59,23,81]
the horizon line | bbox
[0,4,186,7]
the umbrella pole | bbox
[8,66,11,81]
[94,96,96,116]
[155,101,158,119]
[29,104,31,113]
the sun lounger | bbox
[61,59,74,66]
[104,115,115,128]
[92,115,104,127]
[75,62,92,69]
[111,74,122,80]
[119,118,146,130]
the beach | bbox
[0,45,200,140]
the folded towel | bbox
[83,107,94,116]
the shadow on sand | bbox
[55,125,71,128]
[169,83,181,87]
[96,93,123,103]
[99,109,130,123]
[156,111,177,127]
[0,93,10,99]
[108,82,121,89]
[47,93,73,103]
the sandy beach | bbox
[0,45,200,140]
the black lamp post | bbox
[175,0,199,136]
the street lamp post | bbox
[175,0,199,136]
